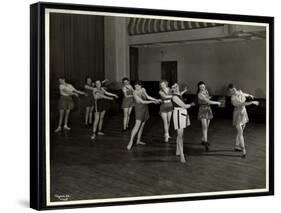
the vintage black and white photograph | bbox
[30,2,274,210]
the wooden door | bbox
[161,61,177,85]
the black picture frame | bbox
[30,1,274,210]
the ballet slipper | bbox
[180,155,186,163]
[241,148,247,158]
[234,146,242,152]
[97,132,104,135]
[164,134,169,143]
[136,141,146,145]
[63,125,71,130]
[91,133,96,140]
[127,143,133,150]
[54,127,62,133]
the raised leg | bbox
[136,121,146,145]
[127,120,142,150]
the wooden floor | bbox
[50,113,266,202]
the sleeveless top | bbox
[59,83,75,96]
[123,86,134,96]
[160,88,172,102]
[135,89,147,102]
[93,87,106,99]
[85,85,94,96]
[231,90,247,110]
[198,90,211,105]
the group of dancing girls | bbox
[55,76,259,163]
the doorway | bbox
[161,61,178,85]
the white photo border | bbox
[44,8,270,207]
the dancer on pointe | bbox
[171,83,195,163]
[228,84,259,158]
[127,81,160,150]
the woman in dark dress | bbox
[121,77,134,131]
[84,77,95,126]
[127,81,160,150]
[197,81,221,151]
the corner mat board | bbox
[30,1,274,210]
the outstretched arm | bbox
[231,96,259,107]
[73,89,86,96]
[133,92,154,104]
[198,94,221,106]
[242,91,254,99]
[93,89,113,100]
[143,89,159,102]
[159,90,172,99]
[172,96,193,109]
[61,85,86,96]
[180,87,188,96]
[85,84,94,90]
[103,88,118,98]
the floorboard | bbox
[49,113,266,201]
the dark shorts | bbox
[95,99,111,112]
[58,96,74,110]
[160,102,173,113]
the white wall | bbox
[138,39,266,97]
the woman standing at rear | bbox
[84,77,95,126]
[121,77,135,131]
[228,84,259,158]
[91,80,118,140]
[171,83,195,163]
[127,81,160,150]
[55,77,86,132]
[197,81,221,151]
